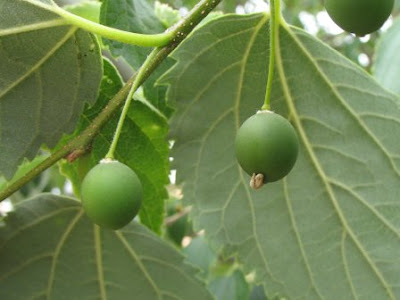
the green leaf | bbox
[183,236,216,278]
[100,0,172,115]
[0,0,103,179]
[65,1,101,23]
[100,0,164,69]
[0,194,213,299]
[163,13,400,299]
[0,156,48,193]
[208,269,250,300]
[60,59,169,234]
[155,2,181,28]
[249,285,267,300]
[373,18,400,95]
[394,0,400,14]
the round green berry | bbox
[324,0,394,36]
[81,160,142,230]
[235,111,299,184]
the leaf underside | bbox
[0,0,103,178]
[163,13,400,299]
[0,194,213,300]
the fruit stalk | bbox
[262,0,281,111]
[105,49,161,159]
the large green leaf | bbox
[373,18,400,95]
[163,13,400,299]
[60,59,169,234]
[0,0,103,179]
[0,194,213,299]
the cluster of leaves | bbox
[1,0,400,299]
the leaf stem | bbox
[0,0,222,202]
[52,4,174,47]
[262,0,280,111]
[106,50,160,159]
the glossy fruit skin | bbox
[235,111,299,183]
[325,0,394,36]
[81,160,142,230]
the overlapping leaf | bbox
[208,270,250,300]
[0,194,213,299]
[65,1,101,23]
[163,13,400,299]
[60,60,169,234]
[0,0,102,178]
[373,18,400,95]
[100,0,173,115]
[395,0,400,13]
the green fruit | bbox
[81,160,142,230]
[235,111,299,184]
[324,0,394,36]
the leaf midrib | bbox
[0,19,67,37]
[46,209,84,298]
[94,225,107,300]
[115,231,162,299]
[282,178,325,299]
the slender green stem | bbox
[106,49,161,159]
[262,0,281,111]
[0,0,222,202]
[105,85,136,160]
[52,5,174,47]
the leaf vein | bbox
[94,225,107,300]
[0,19,67,37]
[0,206,80,250]
[115,231,162,299]
[0,26,78,100]
[283,178,325,299]
[329,179,400,239]
[341,230,359,300]
[46,209,84,298]
[281,26,396,300]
